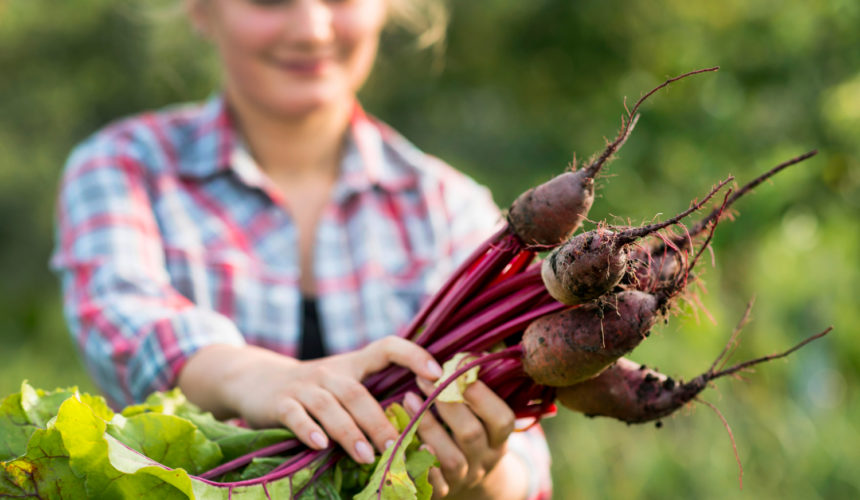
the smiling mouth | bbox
[274,57,333,77]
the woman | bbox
[52,0,550,498]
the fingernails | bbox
[404,391,422,414]
[427,360,443,379]
[310,431,328,449]
[385,439,396,450]
[355,440,375,464]
[415,377,430,390]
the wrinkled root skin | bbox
[541,229,628,305]
[507,170,595,248]
[522,291,659,387]
[556,358,707,423]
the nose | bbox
[287,0,334,47]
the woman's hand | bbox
[403,378,526,500]
[178,338,443,465]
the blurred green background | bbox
[1,0,858,498]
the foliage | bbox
[0,0,858,498]
[0,383,434,499]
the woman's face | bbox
[190,0,387,118]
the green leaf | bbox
[434,352,480,403]
[354,410,434,500]
[385,403,411,432]
[339,457,376,495]
[0,392,37,461]
[19,382,77,428]
[0,386,329,499]
[405,448,436,500]
[54,396,190,498]
[78,392,116,422]
[238,457,282,481]
[296,466,343,499]
[0,426,88,499]
[124,388,293,462]
[0,460,36,497]
[106,411,223,474]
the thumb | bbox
[351,337,443,381]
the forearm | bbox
[177,343,295,420]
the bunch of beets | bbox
[196,67,830,494]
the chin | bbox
[266,83,351,118]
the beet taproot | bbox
[541,177,731,305]
[521,290,661,386]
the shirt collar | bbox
[178,94,420,195]
[338,103,420,196]
[178,94,236,179]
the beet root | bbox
[557,325,833,423]
[521,290,661,387]
[556,358,701,423]
[626,247,684,294]
[508,68,723,251]
[540,227,629,305]
[507,168,596,249]
[541,177,731,306]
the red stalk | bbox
[396,226,509,341]
[443,265,543,329]
[198,439,303,479]
[414,233,523,345]
[455,301,569,355]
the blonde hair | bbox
[386,0,449,55]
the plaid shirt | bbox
[51,95,551,498]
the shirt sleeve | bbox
[50,135,246,408]
[436,161,505,265]
[507,424,553,500]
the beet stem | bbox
[197,439,303,480]
[398,226,508,341]
[444,265,542,328]
[428,284,548,357]
[368,284,549,397]
[415,233,521,346]
[292,452,341,498]
[456,301,569,355]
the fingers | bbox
[403,391,470,486]
[352,337,443,381]
[407,377,516,492]
[460,381,516,448]
[278,386,377,464]
[419,377,515,449]
[274,397,329,449]
[323,375,399,453]
[414,379,489,485]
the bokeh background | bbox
[1,0,858,498]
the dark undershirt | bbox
[299,296,327,360]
